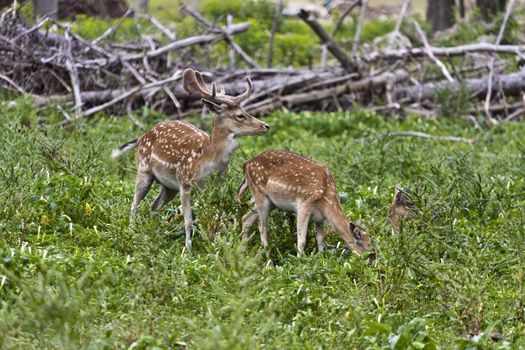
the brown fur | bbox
[388,185,419,228]
[239,150,371,256]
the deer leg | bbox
[219,161,228,179]
[315,222,325,253]
[151,185,177,212]
[296,206,312,257]
[241,208,259,241]
[255,196,272,254]
[180,184,193,253]
[131,171,154,222]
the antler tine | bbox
[232,76,254,105]
[194,71,213,96]
[193,70,236,105]
[183,68,216,100]
[184,68,253,106]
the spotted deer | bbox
[388,184,419,228]
[112,68,269,252]
[237,150,371,256]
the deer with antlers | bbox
[237,150,371,256]
[112,68,269,252]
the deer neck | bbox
[199,120,237,170]
[322,198,356,247]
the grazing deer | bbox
[112,68,269,252]
[237,150,371,256]
[388,184,419,229]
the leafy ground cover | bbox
[1,99,524,349]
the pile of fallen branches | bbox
[1,1,525,123]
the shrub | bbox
[436,85,471,118]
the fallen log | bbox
[246,69,408,115]
[396,70,525,102]
[366,43,525,62]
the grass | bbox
[1,98,525,349]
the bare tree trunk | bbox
[476,0,507,21]
[426,0,455,33]
[135,0,148,14]
[267,0,282,68]
[31,0,58,19]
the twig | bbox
[364,131,475,144]
[296,73,359,93]
[75,72,182,121]
[180,5,260,68]
[64,30,82,117]
[93,8,133,45]
[267,0,282,68]
[227,14,235,69]
[412,20,454,82]
[506,107,525,121]
[180,4,216,29]
[141,14,176,41]
[387,0,411,50]
[365,43,525,62]
[0,72,29,96]
[352,0,367,56]
[332,0,360,36]
[484,0,515,123]
[80,22,251,65]
[13,16,50,40]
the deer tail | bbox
[111,138,139,159]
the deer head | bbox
[183,68,269,136]
[388,184,419,228]
[349,222,372,253]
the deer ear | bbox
[201,98,223,114]
[349,222,357,233]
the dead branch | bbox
[365,43,525,62]
[119,22,250,62]
[93,8,133,45]
[332,0,361,36]
[79,72,182,119]
[180,5,260,68]
[246,69,408,115]
[352,0,367,56]
[412,20,454,82]
[383,131,475,144]
[140,14,176,41]
[387,0,411,50]
[484,0,516,122]
[2,4,525,121]
[298,9,359,73]
[396,70,525,102]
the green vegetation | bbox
[3,0,525,348]
[1,97,524,349]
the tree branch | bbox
[298,9,359,73]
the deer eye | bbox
[235,114,246,121]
